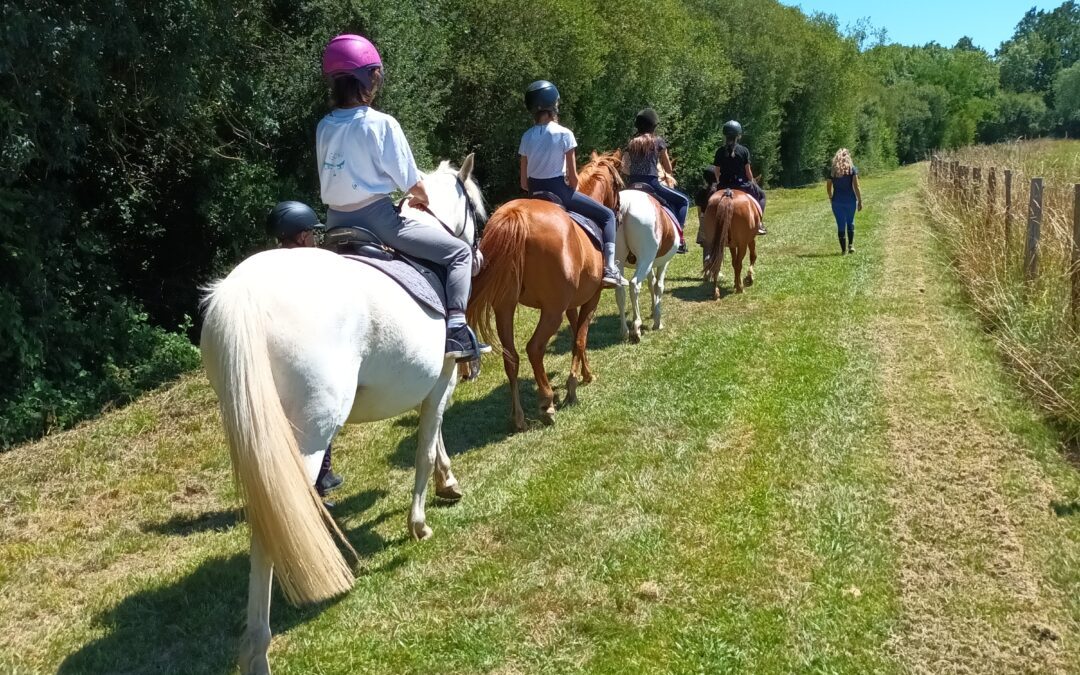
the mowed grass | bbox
[2,166,1080,673]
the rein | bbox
[399,176,481,253]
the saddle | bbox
[626,182,680,232]
[528,192,602,250]
[321,227,447,317]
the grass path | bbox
[2,166,1079,673]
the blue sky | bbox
[780,1,1061,51]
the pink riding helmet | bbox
[322,34,382,77]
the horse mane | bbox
[433,159,489,224]
[578,152,624,202]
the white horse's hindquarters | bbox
[212,248,447,453]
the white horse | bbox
[200,156,485,675]
[615,189,679,343]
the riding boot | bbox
[602,242,627,288]
[847,228,855,254]
[838,233,847,254]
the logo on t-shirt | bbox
[323,152,345,177]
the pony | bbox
[467,151,623,431]
[615,186,678,343]
[199,156,485,674]
[701,188,761,298]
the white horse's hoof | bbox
[540,410,556,426]
[435,480,463,502]
[410,522,434,541]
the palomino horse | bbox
[468,151,623,431]
[200,157,485,674]
[615,186,678,343]
[701,188,761,298]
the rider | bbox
[316,34,486,361]
[623,108,690,254]
[518,80,625,288]
[265,201,344,503]
[712,120,768,236]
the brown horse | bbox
[468,151,624,431]
[701,189,761,298]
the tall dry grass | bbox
[925,140,1080,438]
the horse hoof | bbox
[436,481,463,502]
[410,522,434,541]
[563,393,579,406]
[582,372,595,384]
[540,411,556,426]
[629,332,641,344]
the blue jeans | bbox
[832,198,856,238]
[528,176,616,247]
[628,174,689,229]
[326,198,471,313]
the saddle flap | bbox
[322,227,393,260]
[529,191,564,208]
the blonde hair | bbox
[831,148,854,177]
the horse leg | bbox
[409,365,454,540]
[565,307,583,379]
[433,429,462,501]
[240,535,274,675]
[651,261,670,330]
[615,278,630,341]
[574,291,602,386]
[495,304,526,433]
[733,244,745,294]
[747,237,757,286]
[527,308,563,425]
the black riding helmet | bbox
[723,120,743,139]
[525,80,560,114]
[266,201,323,240]
[634,108,659,133]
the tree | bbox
[1054,62,1080,133]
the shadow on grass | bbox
[71,490,396,674]
[796,251,842,259]
[1051,500,1080,517]
[671,282,733,302]
[387,381,528,468]
[143,509,241,536]
[548,313,625,355]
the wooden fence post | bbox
[952,161,960,201]
[986,168,997,228]
[1073,184,1080,326]
[1025,178,1044,283]
[960,165,970,206]
[1005,169,1013,253]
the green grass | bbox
[2,166,1079,673]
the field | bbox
[2,165,1080,673]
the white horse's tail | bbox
[202,279,354,606]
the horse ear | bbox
[613,148,622,160]
[591,150,599,161]
[458,153,475,182]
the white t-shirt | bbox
[316,107,421,208]
[518,122,577,180]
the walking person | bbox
[826,148,862,254]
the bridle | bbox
[402,175,483,254]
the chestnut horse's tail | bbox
[468,203,528,346]
[704,191,734,278]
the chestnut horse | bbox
[468,151,623,431]
[701,189,761,298]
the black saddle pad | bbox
[529,193,602,250]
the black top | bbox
[713,143,751,183]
